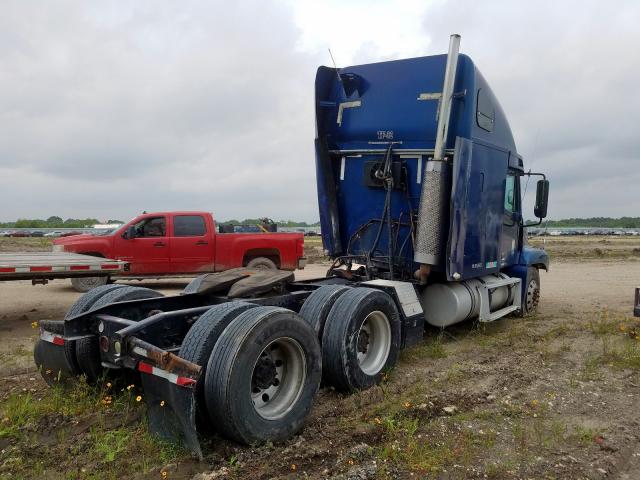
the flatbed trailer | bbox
[0,252,126,284]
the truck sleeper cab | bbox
[34,35,549,457]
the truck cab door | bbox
[500,171,520,267]
[115,216,170,275]
[169,214,214,273]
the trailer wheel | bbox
[60,284,128,375]
[178,302,258,428]
[70,276,110,293]
[76,286,164,381]
[299,285,351,339]
[322,288,401,392]
[204,306,321,444]
[246,257,278,270]
[517,267,541,317]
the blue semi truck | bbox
[34,35,549,456]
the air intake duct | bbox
[413,159,450,265]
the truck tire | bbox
[204,306,321,444]
[178,302,258,428]
[322,288,401,392]
[90,286,164,311]
[70,276,110,293]
[517,267,541,317]
[299,285,351,339]
[76,286,164,382]
[246,257,278,270]
[65,284,128,319]
[62,284,128,375]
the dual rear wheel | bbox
[180,285,400,444]
[179,303,321,444]
[300,286,401,392]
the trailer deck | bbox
[0,252,126,282]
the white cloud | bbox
[0,0,638,222]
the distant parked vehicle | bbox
[30,231,45,237]
[9,231,29,238]
[44,231,63,237]
[53,211,305,291]
[58,231,83,237]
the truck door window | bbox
[134,217,166,237]
[174,215,206,236]
[504,175,516,213]
[476,88,495,132]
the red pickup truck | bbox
[53,211,306,291]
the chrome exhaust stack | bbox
[414,34,461,282]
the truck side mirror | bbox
[124,226,137,239]
[534,179,549,219]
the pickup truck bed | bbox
[0,252,125,282]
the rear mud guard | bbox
[33,334,76,384]
[140,372,202,460]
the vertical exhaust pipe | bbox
[414,34,461,282]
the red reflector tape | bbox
[137,362,153,374]
[101,264,120,270]
[176,377,197,387]
[0,267,16,273]
[40,330,65,346]
[70,265,90,271]
[30,266,53,272]
[137,361,196,388]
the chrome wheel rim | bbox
[251,337,306,420]
[526,279,539,311]
[357,310,391,376]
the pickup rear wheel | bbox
[322,288,401,392]
[70,276,110,293]
[246,257,278,270]
[178,302,258,430]
[204,306,321,444]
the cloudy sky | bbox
[1,0,638,223]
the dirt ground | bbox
[1,237,640,479]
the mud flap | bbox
[33,338,76,385]
[140,373,203,460]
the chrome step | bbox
[478,276,522,322]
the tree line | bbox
[0,216,123,229]
[0,216,320,229]
[543,217,640,228]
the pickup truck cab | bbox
[54,211,306,291]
